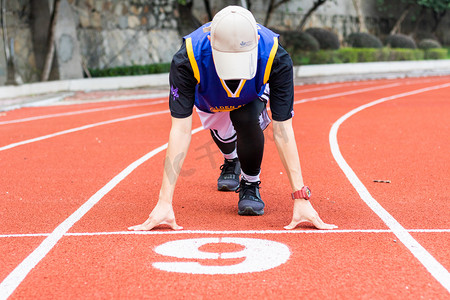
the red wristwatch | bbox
[291,186,311,200]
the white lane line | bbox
[295,82,401,104]
[0,126,204,300]
[0,100,168,126]
[2,76,445,125]
[0,82,400,152]
[0,81,400,126]
[295,77,450,104]
[0,109,169,152]
[294,76,447,94]
[1,80,447,297]
[329,82,450,293]
[294,82,373,93]
[1,229,449,238]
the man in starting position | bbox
[129,6,337,231]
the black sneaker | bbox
[236,179,264,216]
[217,158,240,191]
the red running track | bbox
[0,76,449,299]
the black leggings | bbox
[210,99,265,176]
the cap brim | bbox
[212,48,258,80]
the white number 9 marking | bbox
[153,237,290,274]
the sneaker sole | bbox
[218,184,239,191]
[238,207,264,216]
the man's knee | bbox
[230,100,264,130]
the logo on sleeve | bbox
[171,85,179,100]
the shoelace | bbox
[236,181,261,198]
[220,160,238,175]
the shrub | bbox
[418,39,442,50]
[375,48,391,61]
[336,48,358,63]
[353,48,379,62]
[308,50,333,64]
[346,32,383,48]
[424,48,448,59]
[289,48,436,65]
[290,52,311,65]
[305,27,340,50]
[386,48,423,60]
[279,31,320,52]
[414,32,439,43]
[89,62,171,77]
[385,34,417,49]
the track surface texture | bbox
[0,76,449,299]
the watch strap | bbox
[291,186,311,200]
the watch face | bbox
[303,186,311,199]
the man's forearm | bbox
[159,116,193,202]
[272,119,305,191]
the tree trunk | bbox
[264,0,274,26]
[41,0,61,82]
[176,0,202,36]
[1,0,8,61]
[203,0,212,21]
[244,0,252,11]
[411,6,426,36]
[239,0,251,10]
[431,10,447,33]
[352,0,367,32]
[298,0,327,31]
[263,0,291,27]
[389,3,413,35]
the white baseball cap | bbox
[207,6,259,80]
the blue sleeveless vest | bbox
[184,23,279,113]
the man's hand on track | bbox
[128,201,183,231]
[284,199,338,230]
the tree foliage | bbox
[376,0,449,34]
[417,0,450,12]
[417,0,450,31]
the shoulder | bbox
[170,41,197,86]
[257,25,280,39]
[274,45,292,67]
[268,44,293,84]
[183,24,212,58]
[172,41,189,66]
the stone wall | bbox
[0,0,182,85]
[0,1,37,85]
[73,0,181,70]
[192,0,381,36]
